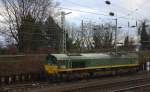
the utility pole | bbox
[61,12,66,53]
[105,0,118,54]
[115,18,118,55]
[61,11,72,53]
[81,20,84,52]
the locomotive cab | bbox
[44,54,59,74]
[46,55,57,65]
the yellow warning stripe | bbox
[59,64,139,72]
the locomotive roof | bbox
[50,53,137,60]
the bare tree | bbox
[138,21,150,50]
[79,21,94,51]
[65,23,81,52]
[0,0,55,51]
[93,23,114,50]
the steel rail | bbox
[112,83,150,92]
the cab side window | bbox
[46,55,57,65]
[47,58,53,65]
[51,57,57,65]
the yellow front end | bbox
[44,64,58,74]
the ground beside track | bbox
[11,71,149,92]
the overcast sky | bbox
[1,0,150,45]
[55,0,150,42]
[56,0,150,22]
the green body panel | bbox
[45,53,138,69]
[70,58,137,68]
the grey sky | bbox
[1,0,150,44]
[55,0,150,42]
[56,0,150,21]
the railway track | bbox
[0,82,49,92]
[62,76,150,92]
[112,83,150,92]
[18,72,149,92]
[1,72,150,92]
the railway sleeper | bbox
[0,73,42,85]
[0,76,6,85]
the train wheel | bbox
[47,74,54,83]
[89,72,96,78]
[112,70,116,76]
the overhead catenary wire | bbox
[65,0,130,16]
[64,0,137,21]
[110,1,144,18]
[64,0,107,14]
[134,0,150,12]
[59,0,150,22]
[56,6,143,21]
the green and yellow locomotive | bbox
[44,53,139,81]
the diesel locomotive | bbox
[44,53,139,81]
